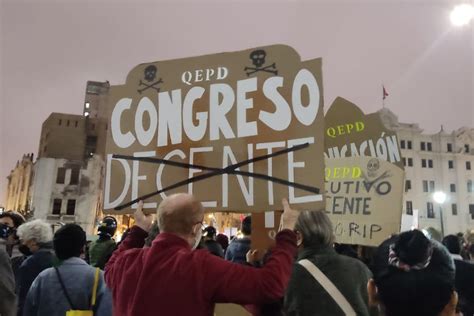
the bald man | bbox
[105,193,299,316]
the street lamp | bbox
[433,191,447,237]
[450,4,474,26]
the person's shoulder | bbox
[336,253,370,271]
[0,247,10,261]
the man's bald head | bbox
[157,193,204,236]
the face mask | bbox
[0,223,12,239]
[18,244,33,256]
[192,228,202,250]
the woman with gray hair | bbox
[284,210,373,316]
[15,219,55,316]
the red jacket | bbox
[105,226,297,316]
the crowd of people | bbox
[1,194,474,316]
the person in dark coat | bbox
[216,234,229,254]
[284,210,372,316]
[442,234,474,315]
[202,226,224,257]
[0,247,16,316]
[370,230,458,316]
[15,219,55,316]
[225,215,251,264]
[89,216,117,270]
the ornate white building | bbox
[380,109,474,235]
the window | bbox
[401,140,406,149]
[423,180,429,193]
[70,168,80,185]
[406,201,413,215]
[448,160,454,169]
[465,144,470,153]
[52,199,62,215]
[421,142,426,151]
[428,160,433,168]
[422,159,427,168]
[405,180,412,192]
[427,202,434,218]
[468,180,473,193]
[407,141,412,150]
[91,124,95,130]
[427,142,432,151]
[408,158,413,167]
[66,199,76,215]
[470,204,474,220]
[429,181,435,192]
[66,120,70,127]
[452,204,458,216]
[85,136,98,157]
[59,119,62,126]
[447,143,453,152]
[467,161,471,170]
[75,121,78,128]
[56,168,66,184]
[450,184,456,193]
[403,158,407,167]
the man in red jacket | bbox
[105,193,298,316]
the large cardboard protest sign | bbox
[103,45,325,213]
[325,97,404,246]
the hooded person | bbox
[369,230,457,316]
[89,216,117,269]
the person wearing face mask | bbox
[15,219,55,316]
[284,210,373,316]
[0,211,26,257]
[105,193,299,316]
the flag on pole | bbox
[383,85,389,100]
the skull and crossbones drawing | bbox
[137,65,163,94]
[244,50,278,77]
[367,158,380,178]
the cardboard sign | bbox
[103,45,325,213]
[325,97,405,246]
[251,211,282,259]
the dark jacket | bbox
[23,257,112,316]
[284,246,372,316]
[453,258,474,316]
[105,226,297,316]
[89,238,116,269]
[204,240,224,257]
[16,247,55,316]
[0,248,16,316]
[225,237,251,264]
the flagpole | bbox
[382,84,385,108]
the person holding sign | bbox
[105,193,299,316]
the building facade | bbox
[26,81,113,235]
[380,109,474,235]
[5,154,34,215]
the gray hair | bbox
[295,210,335,248]
[17,219,53,244]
